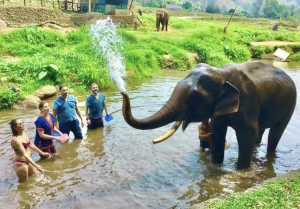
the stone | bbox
[1,77,7,82]
[44,23,63,30]
[0,19,7,29]
[22,95,41,108]
[35,85,57,99]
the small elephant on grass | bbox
[156,9,170,31]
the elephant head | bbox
[122,63,240,143]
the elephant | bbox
[121,61,297,170]
[156,9,170,31]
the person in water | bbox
[198,120,230,152]
[34,101,64,157]
[85,83,109,129]
[10,119,50,182]
[53,85,84,139]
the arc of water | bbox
[90,17,126,93]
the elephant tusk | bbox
[152,121,182,144]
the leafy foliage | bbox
[0,89,23,109]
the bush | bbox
[251,46,272,58]
[289,53,300,61]
[0,89,23,109]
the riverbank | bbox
[194,168,300,208]
[0,12,300,109]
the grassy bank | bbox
[200,169,300,209]
[0,12,299,109]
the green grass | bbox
[203,171,300,209]
[0,12,299,109]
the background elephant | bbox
[156,9,170,31]
[121,61,297,170]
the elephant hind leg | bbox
[165,20,169,31]
[256,127,265,145]
[267,113,293,152]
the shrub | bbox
[0,89,23,109]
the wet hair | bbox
[59,85,67,91]
[91,83,98,89]
[38,101,48,113]
[9,119,19,136]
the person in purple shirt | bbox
[53,85,84,139]
[85,83,110,129]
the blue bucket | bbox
[105,114,113,122]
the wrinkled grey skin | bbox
[156,9,170,31]
[122,61,297,170]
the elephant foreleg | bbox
[210,118,227,164]
[235,121,259,169]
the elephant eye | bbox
[188,91,202,106]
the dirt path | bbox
[251,41,300,47]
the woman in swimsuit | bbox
[34,101,64,157]
[10,118,50,182]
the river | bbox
[0,60,299,209]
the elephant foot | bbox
[236,160,250,170]
[211,155,224,164]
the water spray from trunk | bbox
[90,17,126,92]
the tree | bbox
[183,1,192,10]
[263,0,280,19]
[252,0,265,17]
[206,3,215,13]
[228,8,235,14]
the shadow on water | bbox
[0,61,299,208]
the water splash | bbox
[90,17,126,93]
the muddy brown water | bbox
[0,61,299,209]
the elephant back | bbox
[156,9,170,18]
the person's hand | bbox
[81,120,84,128]
[36,164,45,173]
[54,136,61,142]
[42,152,51,159]
[87,119,91,126]
[106,112,110,116]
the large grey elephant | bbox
[156,9,170,31]
[121,61,297,170]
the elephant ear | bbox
[213,81,240,118]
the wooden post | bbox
[224,5,237,34]
[128,0,133,10]
[24,0,25,6]
[41,0,42,7]
[64,0,67,10]
[72,0,73,11]
[53,1,54,8]
[58,0,59,8]
[88,0,91,12]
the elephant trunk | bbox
[122,92,181,130]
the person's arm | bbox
[75,103,84,127]
[85,106,91,126]
[199,133,212,140]
[53,109,58,127]
[53,126,63,136]
[104,102,109,116]
[12,139,45,172]
[37,129,60,141]
[28,142,51,159]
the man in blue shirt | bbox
[85,83,109,129]
[53,85,84,139]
